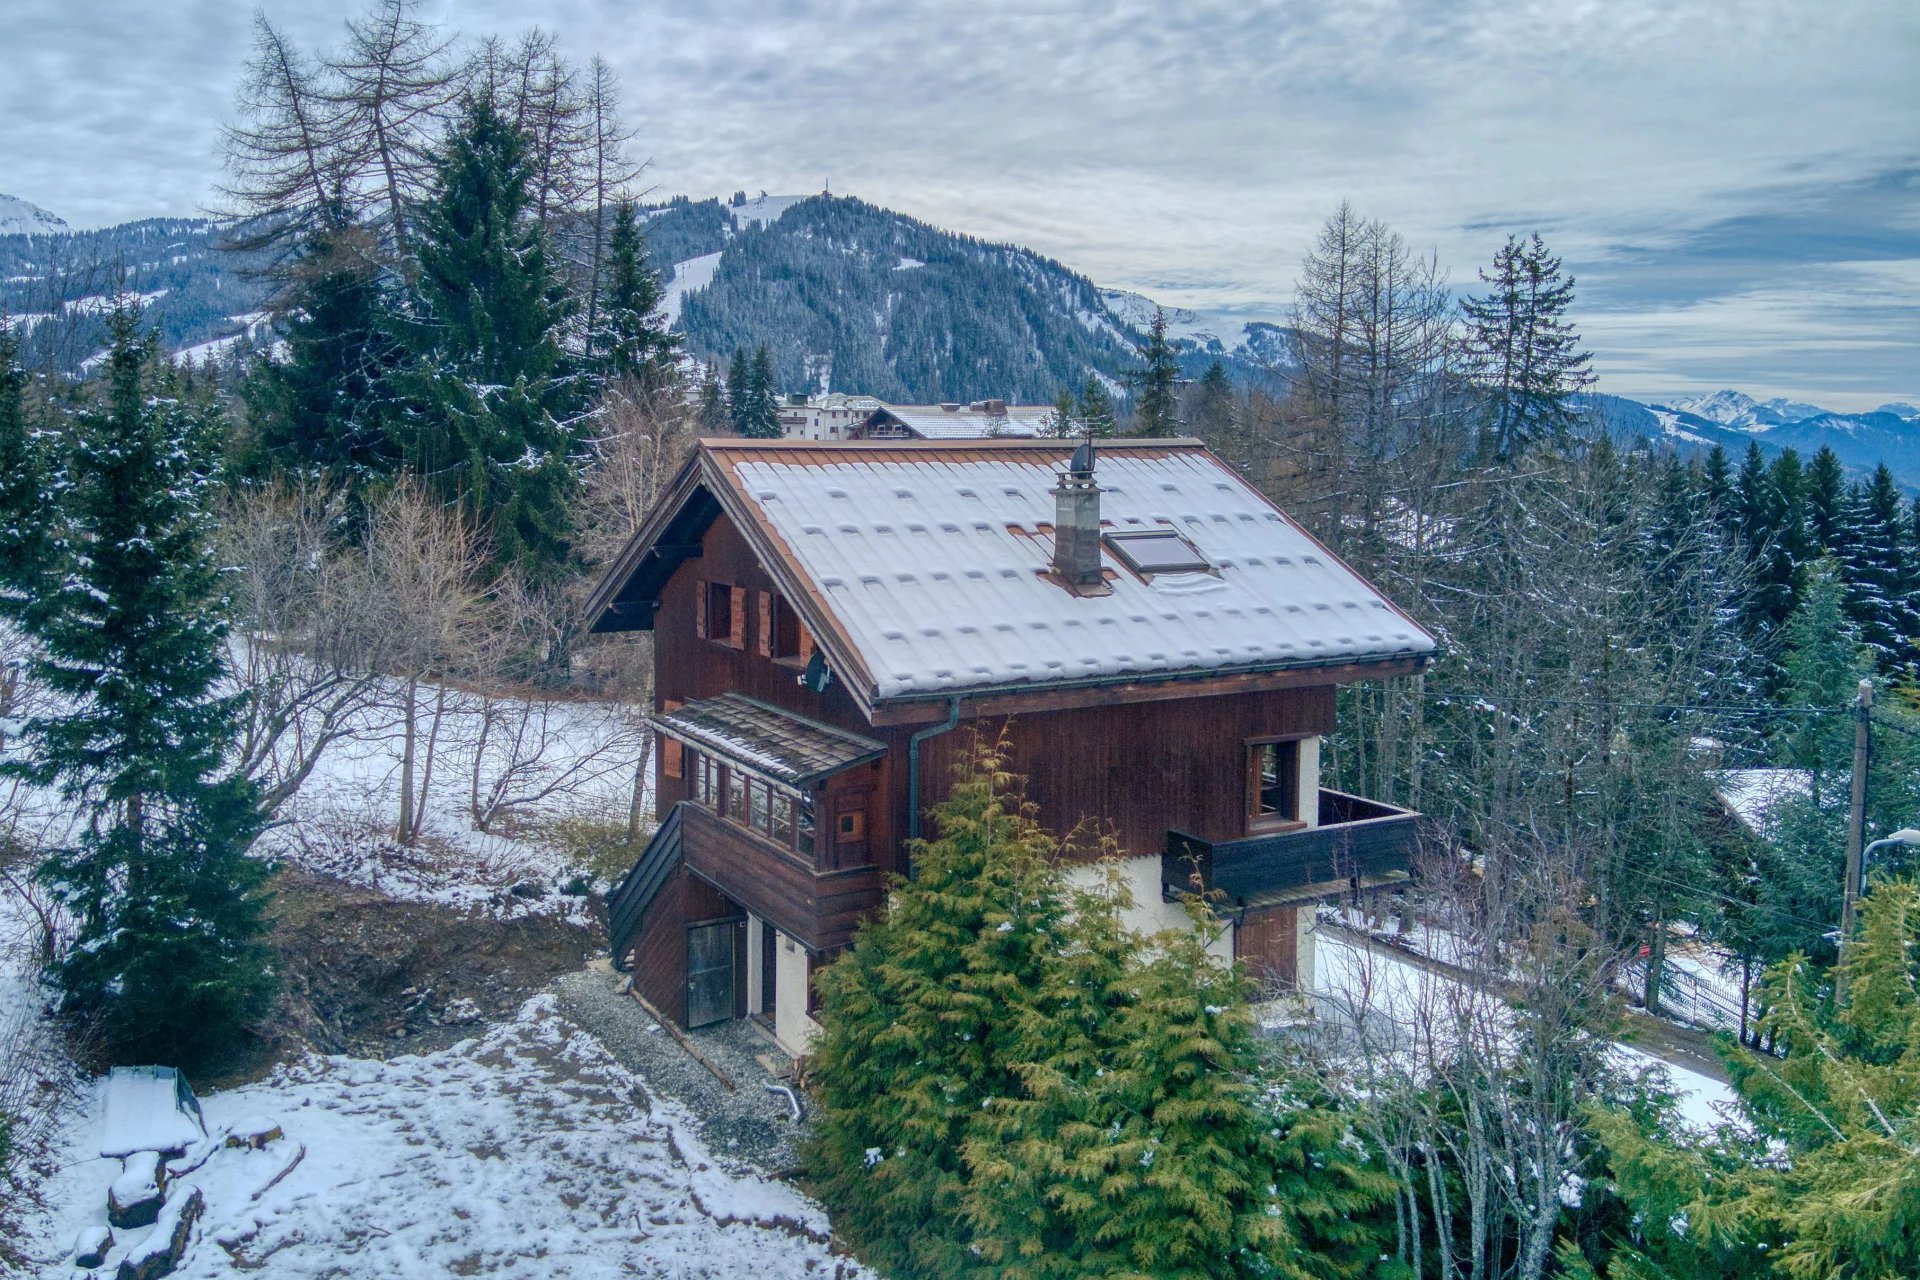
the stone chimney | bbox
[1051,440,1104,588]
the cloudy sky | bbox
[6,0,1915,409]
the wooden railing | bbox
[1163,788,1420,906]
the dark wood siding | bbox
[681,803,884,951]
[910,687,1335,863]
[1235,905,1298,988]
[626,868,740,1027]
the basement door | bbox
[686,921,736,1029]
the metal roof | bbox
[652,693,886,788]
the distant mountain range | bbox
[3,190,1912,487]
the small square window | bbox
[837,811,866,839]
[1105,529,1211,576]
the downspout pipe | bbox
[905,695,963,871]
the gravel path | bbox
[552,966,812,1173]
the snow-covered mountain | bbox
[1594,390,1920,491]
[1664,389,1829,432]
[0,193,68,237]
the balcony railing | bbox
[1163,788,1421,909]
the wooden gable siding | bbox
[653,508,899,872]
[911,686,1336,862]
[626,868,742,1027]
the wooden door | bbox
[686,921,736,1029]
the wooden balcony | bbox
[1163,788,1420,909]
[680,802,883,951]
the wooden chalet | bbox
[585,437,1436,1055]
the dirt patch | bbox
[265,868,603,1062]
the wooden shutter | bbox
[797,622,816,666]
[660,700,684,779]
[694,582,708,639]
[756,591,773,657]
[728,586,747,648]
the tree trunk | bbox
[1645,912,1667,1016]
[396,675,417,843]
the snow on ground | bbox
[660,251,722,327]
[1309,929,1737,1134]
[725,194,808,228]
[28,995,869,1278]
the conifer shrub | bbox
[806,735,1392,1278]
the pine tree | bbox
[597,198,678,387]
[1075,375,1117,439]
[10,311,273,1065]
[1776,560,1870,796]
[1460,232,1594,461]
[1701,444,1734,531]
[387,94,588,586]
[1131,308,1181,436]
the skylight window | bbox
[1104,529,1212,576]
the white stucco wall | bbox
[744,913,765,1014]
[1297,736,1321,826]
[773,930,820,1055]
[1064,855,1236,966]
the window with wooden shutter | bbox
[660,700,683,779]
[694,581,709,639]
[728,586,747,648]
[756,590,773,657]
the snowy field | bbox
[25,996,868,1278]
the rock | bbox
[107,1152,165,1230]
[223,1115,283,1151]
[71,1224,112,1268]
[115,1185,202,1280]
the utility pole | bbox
[1837,679,1872,1001]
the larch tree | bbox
[1459,232,1592,462]
[8,311,274,1066]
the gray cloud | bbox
[5,0,1914,407]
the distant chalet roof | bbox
[861,400,1055,439]
[587,439,1437,712]
[654,693,885,788]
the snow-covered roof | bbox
[863,402,1055,440]
[710,440,1435,703]
[654,693,885,787]
[1711,768,1812,839]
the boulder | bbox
[115,1185,202,1280]
[107,1152,165,1230]
[71,1224,113,1268]
[223,1115,284,1151]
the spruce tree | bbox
[1805,444,1848,554]
[0,324,50,621]
[241,209,400,501]
[597,198,678,387]
[725,347,751,434]
[1132,307,1181,436]
[387,94,588,586]
[1838,465,1913,668]
[1701,444,1734,531]
[1189,360,1235,445]
[11,311,273,1066]
[1043,389,1077,439]
[1460,232,1594,461]
[1075,375,1117,439]
[695,363,728,433]
[739,344,782,438]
